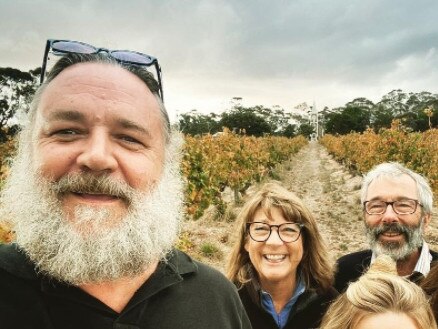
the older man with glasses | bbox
[334,162,438,293]
[0,39,251,329]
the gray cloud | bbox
[1,0,438,117]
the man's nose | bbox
[76,133,118,172]
[381,203,400,223]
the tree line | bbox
[1,66,437,139]
[180,91,438,137]
[323,91,438,135]
[0,67,39,141]
[178,105,313,137]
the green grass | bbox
[199,242,220,258]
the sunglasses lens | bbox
[111,51,154,65]
[52,41,97,54]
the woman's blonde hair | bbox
[226,181,334,293]
[320,255,437,329]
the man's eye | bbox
[369,203,384,209]
[52,129,79,136]
[119,135,143,145]
[396,202,414,210]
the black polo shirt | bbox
[0,244,251,329]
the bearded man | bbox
[334,162,438,293]
[0,39,251,329]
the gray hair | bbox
[29,52,170,142]
[360,162,433,214]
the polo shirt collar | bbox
[0,243,38,280]
[0,244,198,282]
[40,249,195,314]
[370,241,432,276]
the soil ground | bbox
[181,142,438,273]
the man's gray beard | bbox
[0,133,184,285]
[365,219,424,261]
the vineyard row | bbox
[320,124,438,197]
[182,130,308,218]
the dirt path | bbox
[277,141,368,259]
[181,142,438,272]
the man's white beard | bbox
[0,133,184,285]
[365,219,424,261]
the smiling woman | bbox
[226,181,338,329]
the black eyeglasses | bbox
[363,199,422,215]
[246,222,304,243]
[40,39,164,101]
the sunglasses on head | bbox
[40,39,164,101]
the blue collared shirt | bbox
[260,276,306,329]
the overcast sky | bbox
[1,0,438,122]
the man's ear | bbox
[422,214,431,231]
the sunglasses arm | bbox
[155,62,164,102]
[40,40,52,84]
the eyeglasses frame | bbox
[40,39,164,101]
[363,199,423,215]
[246,222,305,243]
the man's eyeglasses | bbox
[363,199,422,215]
[40,39,164,101]
[246,222,304,243]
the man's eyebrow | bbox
[367,196,415,202]
[46,110,86,122]
[117,118,152,138]
[44,110,152,137]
